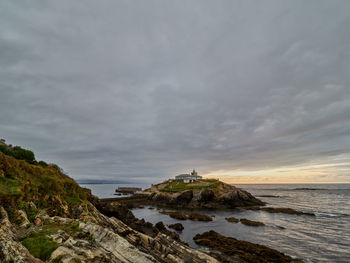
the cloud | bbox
[1,0,350,183]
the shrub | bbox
[0,145,36,164]
[38,160,48,167]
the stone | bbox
[239,218,265,226]
[225,217,239,223]
[34,217,42,226]
[160,211,213,221]
[168,223,184,231]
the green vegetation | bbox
[18,201,40,222]
[0,144,36,164]
[38,221,82,237]
[161,179,221,192]
[21,233,59,261]
[51,256,63,263]
[0,143,92,219]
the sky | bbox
[1,0,350,184]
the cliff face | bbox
[0,147,218,263]
[146,181,264,208]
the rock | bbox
[245,206,315,216]
[239,218,265,227]
[17,210,30,227]
[261,207,314,216]
[199,189,215,202]
[0,207,42,263]
[175,190,193,203]
[160,211,213,221]
[107,217,218,263]
[34,217,42,226]
[154,221,180,241]
[168,223,184,231]
[193,230,304,263]
[225,217,239,223]
[28,202,37,210]
[143,181,264,209]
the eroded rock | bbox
[168,223,184,231]
[239,218,265,227]
[225,217,239,223]
[193,230,304,263]
[160,211,213,221]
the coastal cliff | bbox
[0,148,218,262]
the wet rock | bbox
[168,223,184,231]
[240,218,265,227]
[245,206,315,216]
[175,190,193,203]
[225,217,239,223]
[160,211,213,221]
[193,230,304,263]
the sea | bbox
[80,183,350,263]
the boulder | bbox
[168,223,184,231]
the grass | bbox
[21,232,59,261]
[161,179,221,192]
[0,151,91,219]
[21,220,83,261]
[39,221,82,237]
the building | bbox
[175,169,202,183]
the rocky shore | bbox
[113,179,265,209]
[0,142,306,262]
[0,149,218,263]
[193,231,304,263]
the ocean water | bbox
[82,183,350,263]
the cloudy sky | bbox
[1,1,350,184]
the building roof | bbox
[175,174,202,179]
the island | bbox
[105,170,264,209]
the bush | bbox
[0,145,36,164]
[38,161,48,167]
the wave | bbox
[256,195,284,198]
[293,188,328,191]
[314,212,349,217]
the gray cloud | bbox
[1,0,350,183]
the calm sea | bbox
[81,183,350,263]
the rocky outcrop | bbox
[193,231,304,263]
[244,206,315,216]
[225,217,239,223]
[96,201,182,240]
[0,207,42,263]
[160,211,213,221]
[168,223,184,231]
[0,204,218,263]
[145,182,264,209]
[239,218,265,227]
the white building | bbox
[175,169,202,183]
